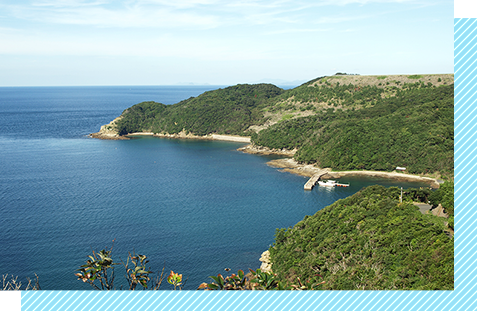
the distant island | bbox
[91,73,454,183]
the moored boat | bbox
[318,180,337,187]
[318,180,350,187]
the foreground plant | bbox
[198,268,324,290]
[75,242,181,290]
[75,246,118,290]
[198,269,248,290]
[167,271,184,290]
[123,252,155,290]
[1,274,40,291]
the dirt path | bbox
[414,203,432,214]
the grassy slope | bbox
[257,74,453,126]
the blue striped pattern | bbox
[21,291,458,310]
[20,19,466,311]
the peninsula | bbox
[91,73,454,183]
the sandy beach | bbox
[126,132,251,143]
[90,127,251,143]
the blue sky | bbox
[0,0,453,86]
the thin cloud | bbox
[264,27,332,35]
[0,26,274,61]
[4,2,220,29]
[315,0,423,5]
[2,0,434,31]
[135,0,220,9]
[314,14,372,24]
[31,0,111,7]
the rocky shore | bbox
[236,145,442,188]
[89,117,128,140]
[264,158,441,188]
[237,144,296,157]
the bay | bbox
[0,86,430,289]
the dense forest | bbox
[269,185,454,290]
[107,74,454,177]
[114,84,284,136]
[253,84,454,176]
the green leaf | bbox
[208,283,219,290]
[140,280,148,288]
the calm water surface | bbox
[0,86,430,289]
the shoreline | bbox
[237,145,443,188]
[90,130,251,143]
[237,144,297,157]
[266,158,442,188]
[90,127,442,188]
[128,132,252,143]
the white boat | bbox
[318,180,337,187]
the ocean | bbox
[0,86,430,290]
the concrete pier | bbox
[304,171,327,190]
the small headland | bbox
[89,117,127,140]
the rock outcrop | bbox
[238,145,296,157]
[259,250,273,273]
[90,117,128,140]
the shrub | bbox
[75,242,183,290]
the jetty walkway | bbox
[304,171,327,190]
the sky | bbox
[0,0,453,86]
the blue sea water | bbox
[0,86,430,290]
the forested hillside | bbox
[114,84,284,136]
[269,185,454,290]
[105,74,454,177]
[253,83,454,176]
